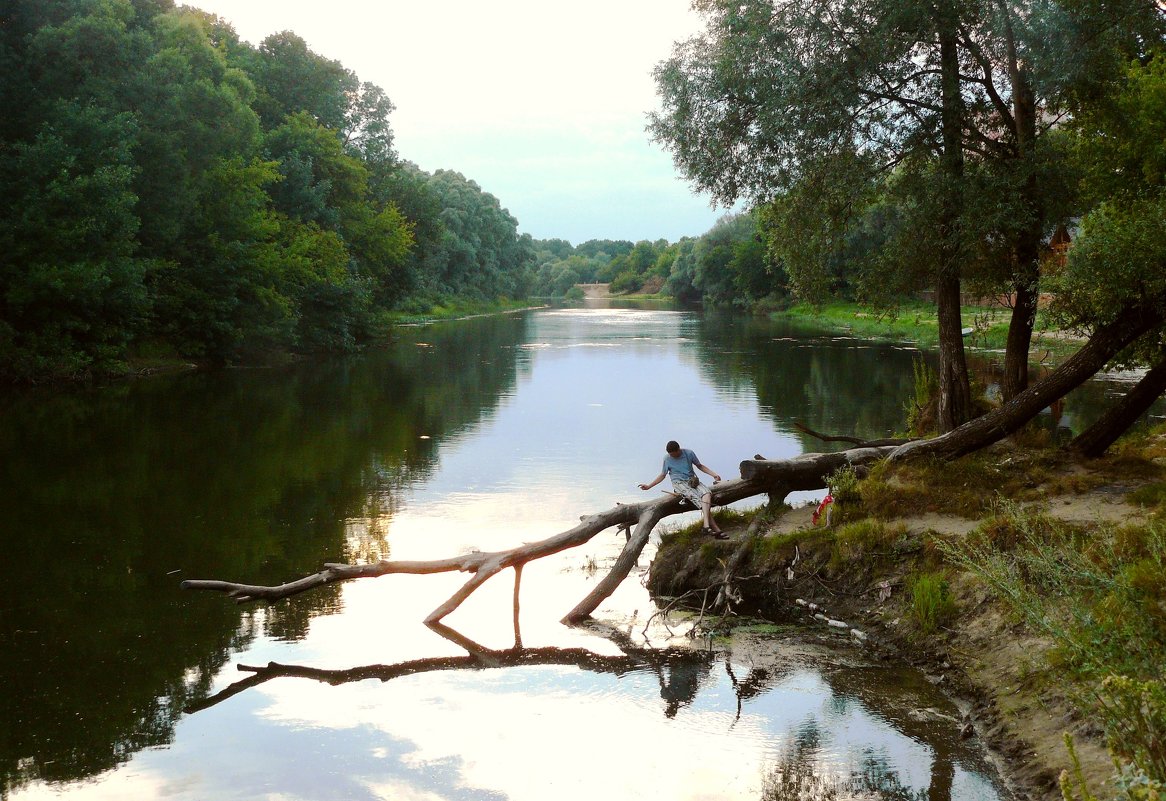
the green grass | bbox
[385,297,542,324]
[827,519,907,572]
[769,300,1079,359]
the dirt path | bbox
[577,283,611,298]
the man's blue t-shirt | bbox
[662,449,700,481]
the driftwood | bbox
[739,445,899,488]
[185,475,766,626]
[183,446,895,628]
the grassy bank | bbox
[385,297,542,325]
[648,424,1166,800]
[770,300,1083,360]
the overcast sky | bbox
[182,0,732,245]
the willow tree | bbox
[650,0,999,430]
[648,0,1140,427]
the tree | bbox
[0,101,148,379]
[649,0,1161,429]
[184,446,896,626]
[247,30,357,132]
[1053,52,1166,454]
[651,0,982,430]
[421,170,534,300]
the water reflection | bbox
[0,314,530,794]
[7,304,1152,799]
[176,622,1001,801]
[694,311,921,449]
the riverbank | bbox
[770,300,1085,361]
[647,430,1166,801]
[101,300,548,381]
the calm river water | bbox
[3,304,1160,800]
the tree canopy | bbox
[0,0,534,380]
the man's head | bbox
[666,440,680,456]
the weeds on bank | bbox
[858,449,1087,519]
[827,519,908,573]
[942,500,1166,791]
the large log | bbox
[738,446,900,489]
[888,306,1165,463]
[183,460,859,628]
[1069,354,1166,457]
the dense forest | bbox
[0,0,539,380]
[529,213,778,307]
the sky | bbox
[183,0,734,245]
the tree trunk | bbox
[1003,268,1039,401]
[1069,354,1166,457]
[936,271,973,431]
[737,446,899,487]
[185,448,901,628]
[1001,21,1042,403]
[890,306,1165,462]
[936,7,973,431]
[186,474,768,627]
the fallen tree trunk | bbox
[888,306,1165,463]
[1069,353,1166,458]
[739,445,900,488]
[183,445,914,629]
[185,474,774,628]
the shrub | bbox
[944,505,1166,786]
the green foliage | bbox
[0,1,540,379]
[825,464,861,505]
[906,356,940,436]
[908,571,957,635]
[944,501,1166,781]
[1059,733,1102,801]
[1097,676,1166,783]
[0,99,148,379]
[1050,54,1166,365]
[665,212,783,306]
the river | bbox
[3,304,1160,800]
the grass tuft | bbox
[908,571,957,635]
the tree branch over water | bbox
[182,448,897,627]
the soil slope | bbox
[647,445,1165,801]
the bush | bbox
[905,356,939,436]
[944,504,1166,786]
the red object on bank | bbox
[812,494,834,525]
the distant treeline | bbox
[0,0,536,380]
[530,212,784,307]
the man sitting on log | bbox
[638,440,726,539]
